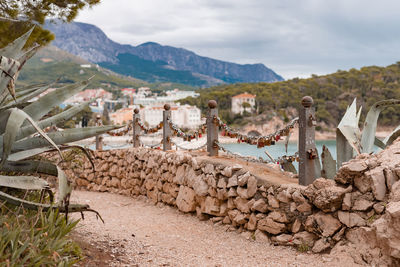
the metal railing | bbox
[101,97,319,186]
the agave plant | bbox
[0,27,121,216]
[320,98,400,178]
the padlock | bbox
[307,148,318,159]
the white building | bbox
[140,103,202,129]
[231,92,256,114]
[134,88,199,106]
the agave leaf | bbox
[314,147,322,178]
[374,137,386,150]
[1,108,60,166]
[1,108,61,166]
[383,125,400,147]
[10,125,122,153]
[2,160,58,176]
[22,78,91,122]
[0,190,103,220]
[321,145,336,179]
[361,99,400,153]
[15,82,47,93]
[17,99,94,140]
[0,174,49,190]
[2,80,58,110]
[57,166,72,206]
[336,128,353,169]
[0,56,20,103]
[16,44,39,69]
[337,99,362,157]
[0,27,34,58]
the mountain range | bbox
[45,21,283,87]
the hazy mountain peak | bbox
[45,21,283,87]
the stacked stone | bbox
[66,140,400,265]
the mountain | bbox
[45,21,283,87]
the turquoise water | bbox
[221,140,337,162]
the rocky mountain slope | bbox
[45,21,283,87]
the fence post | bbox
[95,114,103,150]
[163,104,172,151]
[298,96,318,185]
[207,100,219,156]
[132,108,140,148]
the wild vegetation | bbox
[180,63,400,127]
[0,25,120,265]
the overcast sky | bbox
[76,0,400,79]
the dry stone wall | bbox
[64,141,400,266]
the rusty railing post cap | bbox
[301,96,313,107]
[164,103,171,110]
[134,108,139,114]
[208,100,217,109]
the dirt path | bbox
[70,191,360,267]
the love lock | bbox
[308,114,317,127]
[307,148,318,159]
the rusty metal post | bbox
[95,114,103,150]
[163,104,172,151]
[132,108,140,148]
[298,96,319,185]
[207,100,219,156]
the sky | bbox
[76,0,400,80]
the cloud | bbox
[76,0,400,79]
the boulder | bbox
[251,199,268,213]
[293,231,318,247]
[234,198,250,213]
[312,238,330,253]
[267,194,280,208]
[268,211,288,223]
[254,229,270,243]
[227,175,238,188]
[313,212,342,237]
[247,176,258,198]
[257,218,285,234]
[193,177,209,196]
[337,211,366,227]
[368,167,387,201]
[176,186,196,212]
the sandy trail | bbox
[70,190,361,267]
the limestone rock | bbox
[217,178,227,189]
[293,231,318,247]
[233,212,248,225]
[291,218,301,233]
[268,211,288,223]
[342,193,352,210]
[221,166,233,177]
[247,213,258,230]
[257,218,285,234]
[277,190,291,203]
[267,194,280,208]
[193,177,209,196]
[368,167,387,201]
[228,187,237,197]
[238,172,250,186]
[202,196,221,216]
[354,175,372,193]
[173,165,186,185]
[227,175,238,188]
[237,187,249,199]
[251,199,268,213]
[312,238,330,253]
[272,234,293,246]
[234,198,250,213]
[176,186,196,212]
[254,229,270,243]
[247,176,258,198]
[312,213,342,237]
[338,211,366,227]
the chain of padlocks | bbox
[171,140,207,151]
[215,116,299,147]
[167,118,207,142]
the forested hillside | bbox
[181,63,400,127]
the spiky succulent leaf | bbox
[22,78,91,122]
[0,27,34,59]
[17,99,94,140]
[374,137,386,150]
[383,125,400,147]
[0,174,49,190]
[1,108,61,166]
[361,99,400,153]
[2,160,58,176]
[337,99,362,155]
[9,125,122,153]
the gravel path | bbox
[70,190,361,267]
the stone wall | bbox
[64,142,400,266]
